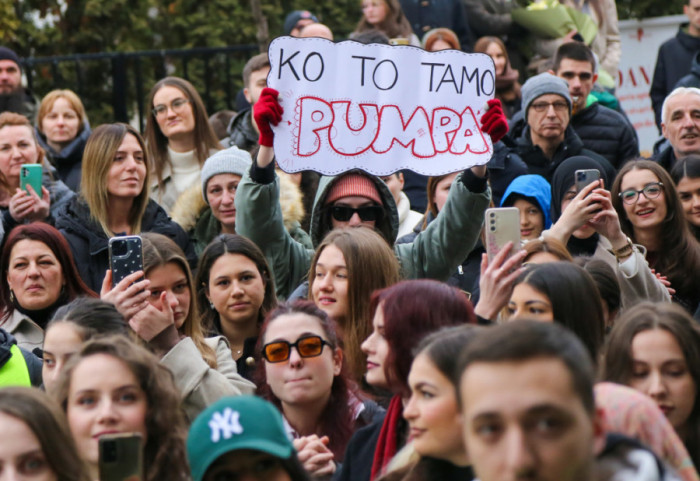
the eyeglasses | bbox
[152,98,189,118]
[329,205,383,222]
[262,335,332,363]
[618,182,664,205]
[530,101,569,113]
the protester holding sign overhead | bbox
[235,41,507,300]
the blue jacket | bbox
[500,174,552,229]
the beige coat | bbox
[2,310,44,352]
[160,335,255,422]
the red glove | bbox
[253,87,284,147]
[480,98,508,144]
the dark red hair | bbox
[254,300,359,461]
[1,223,97,322]
[369,279,475,397]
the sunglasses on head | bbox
[262,335,332,363]
[329,205,383,222]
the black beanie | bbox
[0,47,21,70]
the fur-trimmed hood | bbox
[170,170,307,234]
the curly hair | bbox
[54,336,189,481]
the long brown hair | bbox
[55,336,189,481]
[0,386,91,481]
[600,302,700,467]
[611,160,700,311]
[144,77,221,195]
[195,234,278,334]
[141,232,217,368]
[309,227,401,381]
[354,0,414,39]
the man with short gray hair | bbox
[654,86,700,171]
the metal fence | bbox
[21,44,259,132]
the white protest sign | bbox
[267,36,495,176]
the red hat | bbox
[325,173,383,205]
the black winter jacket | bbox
[497,125,615,184]
[225,109,258,154]
[509,103,638,169]
[652,144,678,172]
[570,103,639,169]
[675,50,700,90]
[400,0,475,50]
[650,24,700,129]
[55,197,196,292]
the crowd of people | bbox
[0,2,700,480]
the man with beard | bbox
[0,47,37,120]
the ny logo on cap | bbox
[209,407,243,442]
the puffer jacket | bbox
[570,102,639,169]
[55,197,196,292]
[235,161,490,299]
[36,122,91,192]
[505,124,615,183]
[170,171,313,256]
[509,100,639,169]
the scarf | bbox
[370,395,404,480]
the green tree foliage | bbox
[5,0,691,127]
[616,0,688,20]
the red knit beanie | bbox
[325,173,383,205]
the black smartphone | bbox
[99,433,143,481]
[108,235,143,286]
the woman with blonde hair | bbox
[56,122,195,292]
[55,335,190,481]
[0,111,73,233]
[144,77,222,213]
[308,227,401,382]
[0,386,91,481]
[35,89,91,192]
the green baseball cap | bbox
[187,396,294,481]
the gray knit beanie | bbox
[201,146,252,204]
[521,72,572,114]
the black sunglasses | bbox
[262,335,332,363]
[329,205,383,222]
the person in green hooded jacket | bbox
[235,88,509,299]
